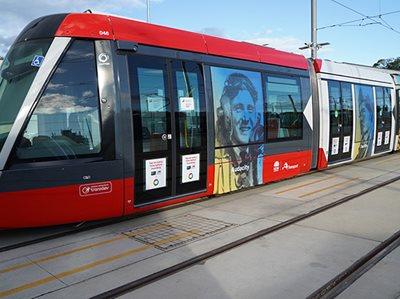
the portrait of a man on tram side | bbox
[216,72,263,146]
[354,85,374,159]
[211,68,264,193]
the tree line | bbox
[373,57,400,70]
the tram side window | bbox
[15,40,102,161]
[265,75,303,141]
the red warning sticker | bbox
[79,181,112,197]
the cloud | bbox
[245,37,306,54]
[36,93,96,114]
[198,27,226,38]
[0,36,15,57]
[198,28,305,56]
[0,0,160,56]
[316,46,333,57]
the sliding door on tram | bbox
[327,80,353,163]
[374,87,392,153]
[128,55,208,206]
[397,90,400,151]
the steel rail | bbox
[90,174,400,299]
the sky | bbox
[0,0,399,66]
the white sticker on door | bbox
[343,136,350,153]
[145,158,167,190]
[384,131,390,145]
[331,137,339,155]
[377,132,383,146]
[182,154,200,183]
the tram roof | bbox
[314,59,394,85]
[55,13,309,70]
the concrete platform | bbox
[1,152,400,298]
[337,247,400,299]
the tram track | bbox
[0,220,113,253]
[89,173,400,299]
[307,228,400,299]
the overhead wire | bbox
[330,0,381,26]
[318,11,400,30]
[317,0,400,35]
[378,15,400,34]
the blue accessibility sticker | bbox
[31,55,45,67]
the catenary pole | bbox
[311,0,317,59]
[147,0,150,23]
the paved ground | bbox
[1,152,400,298]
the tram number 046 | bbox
[99,30,110,36]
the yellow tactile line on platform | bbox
[298,178,358,198]
[275,176,336,195]
[0,223,170,275]
[0,231,195,298]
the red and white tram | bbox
[0,13,398,228]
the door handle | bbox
[161,134,173,141]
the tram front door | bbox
[128,55,208,206]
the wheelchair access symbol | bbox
[31,55,45,67]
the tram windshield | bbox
[0,39,52,153]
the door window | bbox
[383,88,392,128]
[173,61,204,149]
[328,81,341,138]
[137,67,169,153]
[376,87,385,130]
[341,82,353,136]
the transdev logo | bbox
[79,181,112,197]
